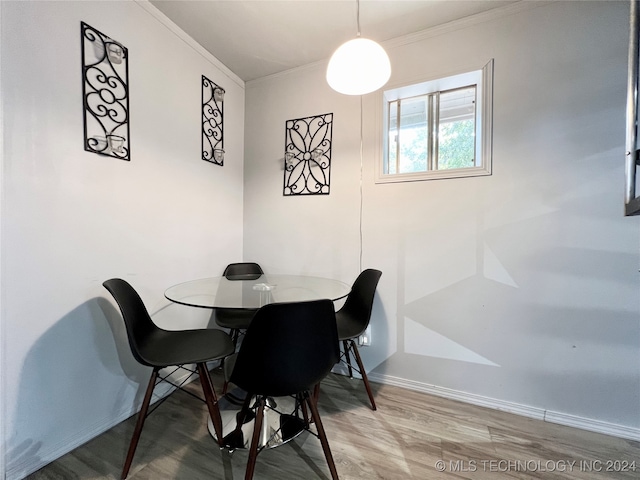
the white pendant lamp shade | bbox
[326,37,391,95]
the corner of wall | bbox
[0,0,7,476]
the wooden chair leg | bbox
[348,339,377,411]
[244,397,265,480]
[121,368,159,479]
[197,363,225,447]
[304,383,321,424]
[312,383,321,407]
[305,391,339,480]
[342,340,353,377]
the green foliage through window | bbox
[438,119,475,170]
[379,62,493,183]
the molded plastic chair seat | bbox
[103,278,234,479]
[335,269,382,411]
[336,310,369,341]
[225,299,340,480]
[214,308,255,330]
[223,262,263,280]
[139,328,234,366]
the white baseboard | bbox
[367,372,640,442]
[543,410,640,442]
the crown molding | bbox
[133,0,245,89]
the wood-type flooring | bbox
[25,371,640,479]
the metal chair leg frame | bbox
[298,392,311,426]
[342,340,353,377]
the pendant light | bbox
[326,0,391,95]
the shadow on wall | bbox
[368,189,640,427]
[6,297,149,478]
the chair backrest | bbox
[103,278,160,367]
[230,299,339,397]
[339,269,382,330]
[223,262,264,280]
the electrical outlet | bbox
[358,326,372,346]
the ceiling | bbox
[149,0,518,82]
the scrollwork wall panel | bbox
[284,113,333,196]
[81,22,130,161]
[202,76,224,165]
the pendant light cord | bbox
[359,95,364,273]
[356,0,364,272]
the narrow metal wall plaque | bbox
[202,75,224,165]
[81,22,130,160]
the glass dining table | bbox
[164,273,351,450]
[165,273,351,310]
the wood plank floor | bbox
[26,371,640,479]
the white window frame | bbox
[376,59,493,183]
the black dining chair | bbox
[224,299,340,480]
[215,262,264,346]
[103,278,234,480]
[336,269,382,411]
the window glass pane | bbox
[388,100,398,174]
[378,62,492,184]
[437,86,476,170]
[398,95,428,173]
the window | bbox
[377,60,493,183]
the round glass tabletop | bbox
[165,274,351,309]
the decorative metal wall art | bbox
[81,22,130,160]
[284,113,333,195]
[202,76,224,165]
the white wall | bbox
[244,1,640,437]
[1,1,244,478]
